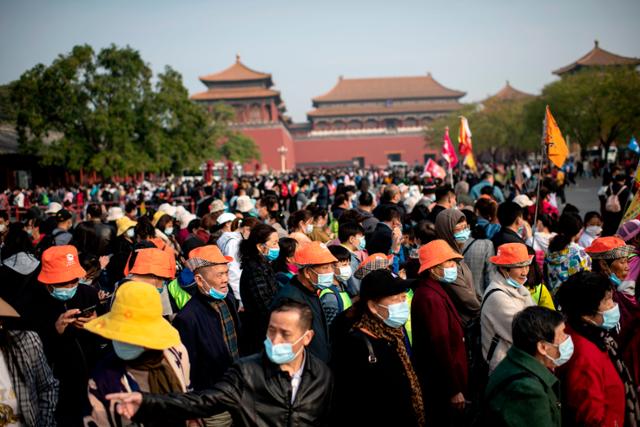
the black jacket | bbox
[72,220,115,256]
[172,291,240,391]
[330,326,420,427]
[133,352,333,427]
[271,276,331,363]
[366,222,393,256]
[491,227,526,250]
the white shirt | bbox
[290,352,306,403]
[0,351,23,426]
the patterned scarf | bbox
[354,311,425,427]
[128,350,182,395]
[574,321,640,426]
[209,299,240,361]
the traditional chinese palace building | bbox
[553,40,640,76]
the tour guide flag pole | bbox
[442,126,458,185]
[458,116,477,172]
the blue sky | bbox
[1,0,639,121]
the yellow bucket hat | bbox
[85,281,180,350]
[116,216,137,237]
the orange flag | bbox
[544,106,569,168]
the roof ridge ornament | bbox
[236,53,241,63]
[594,39,599,49]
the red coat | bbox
[558,325,625,427]
[411,277,468,426]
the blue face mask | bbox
[358,236,367,250]
[209,286,227,300]
[265,246,280,261]
[264,332,308,364]
[377,300,410,328]
[312,269,334,290]
[609,273,622,287]
[113,340,145,361]
[50,285,78,301]
[544,336,574,367]
[441,266,458,283]
[454,228,471,243]
[505,276,524,288]
[598,303,620,330]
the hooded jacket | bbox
[434,209,481,325]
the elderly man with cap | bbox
[331,269,425,427]
[121,247,185,319]
[107,298,333,426]
[84,281,192,427]
[0,297,58,426]
[481,243,535,373]
[585,236,640,390]
[172,245,240,427]
[33,245,104,426]
[271,241,337,363]
[411,239,469,426]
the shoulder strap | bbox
[462,238,478,256]
[616,185,627,195]
[481,288,506,363]
[351,329,377,364]
[480,288,504,311]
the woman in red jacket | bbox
[556,271,640,427]
[412,239,469,427]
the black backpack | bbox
[34,229,64,259]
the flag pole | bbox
[532,110,548,237]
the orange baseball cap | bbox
[418,240,463,274]
[186,245,233,271]
[126,247,176,279]
[490,243,534,267]
[38,245,87,284]
[585,236,634,260]
[294,241,338,266]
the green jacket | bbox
[483,346,561,427]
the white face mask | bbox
[337,265,352,282]
[585,225,602,237]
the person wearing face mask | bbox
[481,243,535,373]
[578,211,603,248]
[84,281,191,427]
[481,306,568,427]
[105,300,333,426]
[238,224,280,355]
[287,209,314,245]
[317,245,354,327]
[585,236,640,393]
[216,214,256,305]
[271,241,337,363]
[33,245,103,426]
[338,221,368,296]
[172,245,240,427]
[411,239,468,426]
[460,209,496,297]
[556,272,640,427]
[434,208,482,325]
[330,269,424,427]
[616,219,640,297]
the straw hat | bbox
[85,281,180,349]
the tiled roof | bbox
[485,81,534,102]
[307,101,462,118]
[191,87,280,101]
[313,74,465,104]
[553,41,640,75]
[199,55,272,83]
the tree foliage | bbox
[9,44,260,178]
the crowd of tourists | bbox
[0,160,638,427]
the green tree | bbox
[524,67,640,158]
[10,44,260,178]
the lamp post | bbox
[277,145,288,174]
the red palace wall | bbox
[240,125,296,172]
[293,133,436,168]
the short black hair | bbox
[497,201,523,227]
[435,185,453,202]
[583,211,601,224]
[512,306,565,356]
[328,244,351,263]
[556,271,612,323]
[481,171,493,181]
[562,204,580,216]
[338,221,365,243]
[260,194,279,211]
[87,204,102,219]
[125,201,137,214]
[359,191,374,207]
[270,298,313,331]
[379,205,401,222]
[272,237,298,274]
[413,220,436,245]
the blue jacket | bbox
[172,290,240,391]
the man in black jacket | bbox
[72,204,115,256]
[491,201,529,249]
[106,299,334,427]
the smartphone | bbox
[76,305,97,318]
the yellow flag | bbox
[464,153,477,172]
[544,106,569,168]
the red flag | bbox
[424,159,447,179]
[458,116,473,156]
[442,126,458,168]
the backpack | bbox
[605,184,626,213]
[34,229,64,259]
